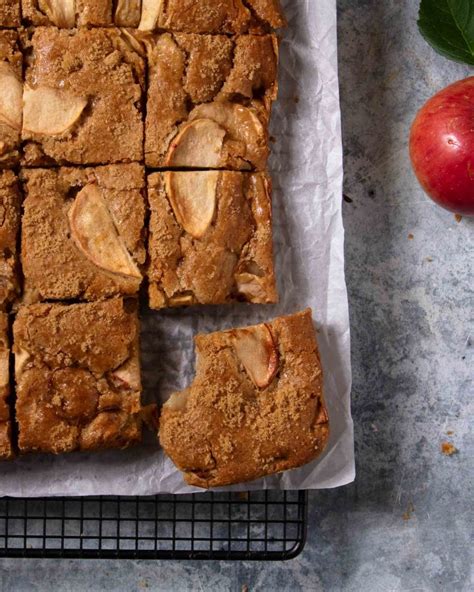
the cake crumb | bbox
[402,501,414,521]
[138,580,149,589]
[454,214,463,223]
[446,430,454,436]
[242,585,249,592]
[441,442,458,456]
[408,233,414,240]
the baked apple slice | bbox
[165,171,218,239]
[139,0,163,29]
[109,357,142,392]
[232,323,279,388]
[14,349,31,378]
[114,0,142,26]
[68,184,142,279]
[23,86,87,136]
[38,0,76,27]
[165,119,226,168]
[0,63,22,131]
[189,102,267,168]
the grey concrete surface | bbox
[1,1,472,590]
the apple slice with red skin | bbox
[409,76,474,216]
[232,324,279,389]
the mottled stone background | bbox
[1,1,472,590]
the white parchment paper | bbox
[0,0,355,496]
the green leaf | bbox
[418,0,474,66]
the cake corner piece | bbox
[13,298,150,455]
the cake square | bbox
[160,309,329,488]
[0,313,13,460]
[144,32,279,170]
[0,0,20,27]
[13,298,147,455]
[21,164,146,303]
[147,170,277,309]
[21,0,112,27]
[0,171,21,310]
[22,27,145,166]
[138,0,286,34]
[0,30,22,167]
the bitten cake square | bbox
[138,0,286,34]
[0,30,22,167]
[22,27,145,166]
[145,32,278,170]
[147,170,277,309]
[21,164,146,303]
[13,298,148,455]
[0,313,13,460]
[0,170,21,309]
[160,309,329,488]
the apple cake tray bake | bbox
[0,0,346,495]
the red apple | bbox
[409,76,474,216]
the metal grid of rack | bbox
[0,490,307,560]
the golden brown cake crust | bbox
[21,164,146,303]
[21,0,113,27]
[22,27,145,166]
[19,0,285,31]
[0,0,20,27]
[0,312,13,460]
[145,32,278,169]
[159,309,330,488]
[0,171,21,310]
[148,0,286,34]
[13,298,147,455]
[0,30,22,167]
[147,171,277,309]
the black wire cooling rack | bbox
[0,490,307,560]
